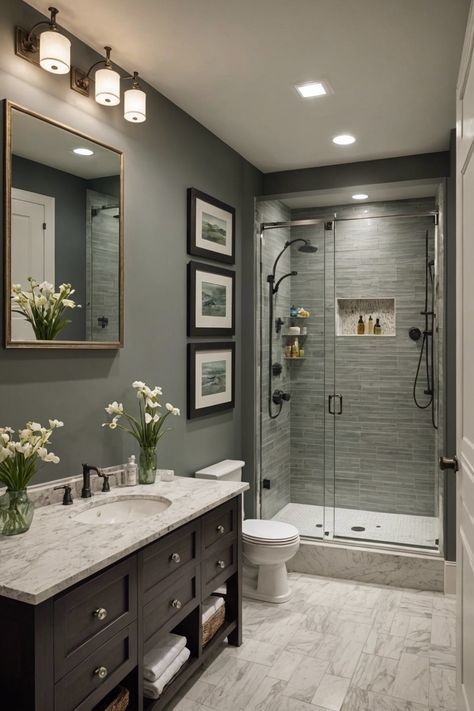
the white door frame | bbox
[11,187,55,284]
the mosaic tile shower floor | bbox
[272,503,439,548]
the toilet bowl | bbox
[194,460,300,604]
[242,519,300,603]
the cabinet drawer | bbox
[142,521,198,603]
[143,567,198,642]
[54,624,137,711]
[203,542,236,595]
[202,499,237,551]
[54,557,137,680]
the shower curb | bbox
[288,539,444,592]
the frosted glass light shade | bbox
[124,87,146,123]
[95,67,121,106]
[39,30,71,74]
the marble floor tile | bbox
[404,616,432,654]
[390,613,411,637]
[432,596,456,619]
[364,630,405,660]
[203,660,268,711]
[267,650,305,681]
[341,687,429,711]
[391,653,430,705]
[225,638,280,666]
[245,676,287,711]
[183,680,215,704]
[431,614,455,649]
[399,594,433,619]
[428,665,456,709]
[283,656,329,703]
[312,674,351,710]
[328,639,365,677]
[428,646,456,669]
[352,653,398,694]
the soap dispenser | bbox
[126,455,137,486]
[374,318,382,335]
[357,315,365,335]
[368,315,374,335]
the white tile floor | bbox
[272,503,439,548]
[170,573,456,711]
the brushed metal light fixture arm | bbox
[71,45,114,97]
[15,6,59,65]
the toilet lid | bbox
[242,519,299,543]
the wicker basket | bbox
[202,603,226,646]
[94,685,129,711]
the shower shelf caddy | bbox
[336,297,396,337]
[281,315,309,359]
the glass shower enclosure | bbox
[257,197,443,551]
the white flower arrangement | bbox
[103,381,180,449]
[0,420,63,490]
[12,278,81,340]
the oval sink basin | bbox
[73,497,171,525]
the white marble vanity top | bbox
[0,477,248,604]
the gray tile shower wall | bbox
[289,198,438,517]
[257,200,292,519]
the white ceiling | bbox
[11,107,120,179]
[26,0,469,173]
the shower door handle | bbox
[328,394,335,415]
[335,394,343,415]
[439,456,459,472]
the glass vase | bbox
[0,489,34,536]
[139,446,157,484]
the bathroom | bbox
[0,1,472,710]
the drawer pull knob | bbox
[216,525,225,534]
[171,599,182,609]
[170,552,181,563]
[217,560,226,569]
[93,607,108,621]
[94,665,108,680]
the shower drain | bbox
[351,526,365,532]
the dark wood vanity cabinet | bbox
[0,495,242,711]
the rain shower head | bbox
[298,242,318,253]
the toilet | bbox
[195,460,300,604]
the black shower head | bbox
[298,242,318,253]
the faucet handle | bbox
[98,470,111,492]
[54,484,73,505]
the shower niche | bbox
[336,297,396,337]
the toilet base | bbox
[242,561,292,604]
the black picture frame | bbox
[187,342,235,419]
[187,187,235,265]
[187,261,235,337]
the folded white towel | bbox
[143,633,187,682]
[202,595,225,624]
[143,647,190,699]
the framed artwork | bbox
[187,187,235,264]
[187,261,235,337]
[187,342,235,418]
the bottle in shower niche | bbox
[374,318,382,335]
[357,315,365,335]
[368,315,374,334]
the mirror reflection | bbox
[7,105,122,346]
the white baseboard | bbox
[444,561,456,595]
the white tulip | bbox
[49,419,64,429]
[30,422,42,432]
[132,381,146,390]
[145,413,153,424]
[172,408,180,416]
[105,402,123,416]
[1,433,10,444]
[153,414,160,423]
[165,403,174,412]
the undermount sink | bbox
[73,497,171,525]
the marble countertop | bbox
[0,477,248,605]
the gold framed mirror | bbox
[4,101,124,349]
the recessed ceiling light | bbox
[333,134,356,145]
[73,147,94,156]
[295,81,330,98]
[352,193,369,200]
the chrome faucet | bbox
[81,464,110,498]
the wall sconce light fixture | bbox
[72,46,121,105]
[15,6,71,74]
[124,72,146,123]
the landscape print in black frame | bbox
[187,187,235,264]
[187,261,235,337]
[187,342,235,419]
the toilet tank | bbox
[195,459,245,482]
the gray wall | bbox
[0,0,262,484]
[11,154,87,340]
